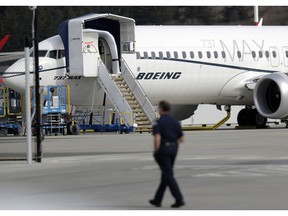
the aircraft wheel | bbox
[237,109,250,126]
[0,128,8,137]
[252,109,267,128]
[71,124,80,135]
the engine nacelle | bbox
[170,105,198,121]
[253,72,288,119]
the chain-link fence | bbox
[0,57,37,162]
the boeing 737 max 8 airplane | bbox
[2,13,288,128]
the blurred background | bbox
[1,6,288,52]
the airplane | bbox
[2,13,288,131]
[0,34,10,51]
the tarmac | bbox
[1,126,288,210]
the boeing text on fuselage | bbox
[136,72,182,80]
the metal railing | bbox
[97,60,133,126]
[121,58,157,122]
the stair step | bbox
[133,109,144,113]
[117,84,128,89]
[115,81,126,85]
[123,92,133,97]
[135,113,146,117]
[131,104,141,108]
[120,89,131,93]
[127,100,138,104]
[113,77,124,81]
[136,120,151,125]
[124,96,136,100]
[136,125,152,129]
[135,117,149,121]
[135,125,152,131]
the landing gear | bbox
[67,121,80,135]
[237,108,267,128]
[70,124,80,135]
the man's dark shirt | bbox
[153,114,183,143]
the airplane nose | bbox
[3,58,33,93]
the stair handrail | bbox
[97,60,133,127]
[120,58,157,123]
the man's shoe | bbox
[149,199,161,207]
[171,201,185,208]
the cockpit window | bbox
[58,50,65,59]
[29,50,48,57]
[49,50,57,59]
[29,49,65,59]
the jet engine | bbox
[253,72,288,119]
[170,105,198,121]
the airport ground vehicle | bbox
[31,85,134,136]
[0,86,22,136]
[31,85,70,135]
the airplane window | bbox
[174,51,178,59]
[58,50,65,59]
[190,51,194,59]
[30,50,48,57]
[272,51,277,58]
[286,51,288,58]
[49,50,57,59]
[207,51,211,59]
[182,51,187,59]
[136,52,141,59]
[151,52,156,59]
[198,51,203,59]
[237,51,241,58]
[166,51,171,59]
[252,51,256,58]
[144,52,148,59]
[214,51,218,58]
[221,51,226,58]
[265,51,269,58]
[259,51,263,58]
[159,52,163,59]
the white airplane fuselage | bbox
[4,25,288,121]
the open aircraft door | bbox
[57,13,135,77]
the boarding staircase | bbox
[97,58,157,132]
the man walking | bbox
[149,101,185,208]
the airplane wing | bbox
[0,52,24,63]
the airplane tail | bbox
[0,34,10,50]
[256,18,263,26]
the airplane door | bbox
[283,47,288,67]
[99,38,112,73]
[269,46,280,68]
[82,32,100,77]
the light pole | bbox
[30,6,42,163]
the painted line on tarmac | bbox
[136,163,288,178]
[44,155,288,163]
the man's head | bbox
[158,100,171,115]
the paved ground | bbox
[1,127,288,210]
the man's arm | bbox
[177,121,184,143]
[154,133,161,152]
[178,136,184,143]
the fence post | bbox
[31,6,42,162]
[25,36,32,164]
